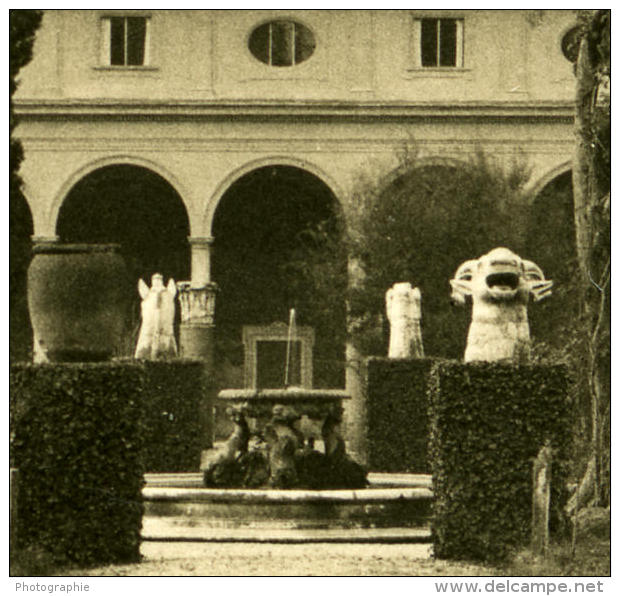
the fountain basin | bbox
[216,387,349,441]
[217,387,349,417]
[142,473,433,543]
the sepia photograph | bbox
[8,4,611,584]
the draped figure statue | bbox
[135,273,177,360]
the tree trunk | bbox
[572,15,611,509]
[572,35,595,295]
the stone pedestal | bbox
[344,339,368,465]
[178,282,218,449]
[344,256,369,465]
[178,282,217,361]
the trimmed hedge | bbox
[428,361,571,562]
[365,357,434,473]
[10,362,145,566]
[140,359,209,472]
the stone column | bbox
[188,235,214,287]
[178,236,218,448]
[344,256,368,465]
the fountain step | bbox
[142,519,431,544]
[144,472,433,489]
[142,482,433,543]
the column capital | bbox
[177,282,218,325]
[188,236,215,247]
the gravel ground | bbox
[69,542,494,576]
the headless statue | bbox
[386,282,424,358]
[135,273,177,360]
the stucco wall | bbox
[16,115,572,239]
[14,9,576,246]
[16,10,577,102]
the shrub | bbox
[10,362,145,567]
[365,357,435,473]
[428,361,571,563]
[140,359,208,472]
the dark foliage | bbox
[428,361,572,563]
[10,10,42,362]
[140,359,207,472]
[10,362,145,567]
[577,10,610,197]
[365,357,435,473]
[10,10,42,191]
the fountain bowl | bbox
[142,472,433,543]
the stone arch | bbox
[203,156,345,236]
[55,162,192,356]
[48,155,195,236]
[376,155,471,197]
[528,161,572,199]
[210,162,348,395]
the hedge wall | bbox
[365,357,434,473]
[10,362,145,566]
[140,359,208,472]
[428,361,571,562]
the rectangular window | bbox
[415,17,463,68]
[101,16,149,66]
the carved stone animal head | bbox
[450,248,552,306]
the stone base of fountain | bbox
[160,388,432,543]
[142,473,433,543]
[201,388,367,490]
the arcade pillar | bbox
[178,236,218,448]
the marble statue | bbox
[386,282,424,358]
[450,247,552,363]
[135,273,178,360]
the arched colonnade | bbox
[16,152,574,461]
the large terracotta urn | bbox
[27,243,130,362]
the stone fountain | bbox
[142,309,433,544]
[203,309,366,489]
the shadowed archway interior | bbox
[56,165,190,355]
[212,165,347,392]
[526,171,578,347]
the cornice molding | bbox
[18,136,575,155]
[13,98,575,122]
